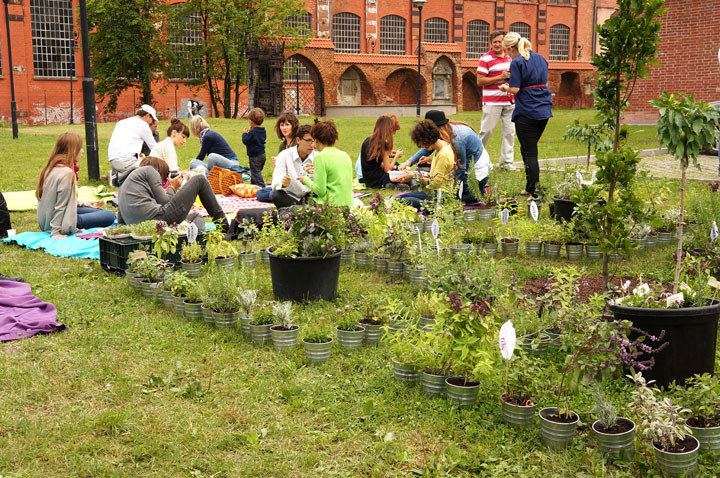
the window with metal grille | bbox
[549,24,570,61]
[333,13,361,53]
[549,0,574,4]
[286,12,312,35]
[379,15,405,55]
[424,17,449,44]
[283,57,311,83]
[509,22,531,41]
[168,6,203,80]
[466,20,489,58]
[30,0,76,78]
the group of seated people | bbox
[35,108,491,239]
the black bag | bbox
[0,191,11,238]
[225,208,277,240]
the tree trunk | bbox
[602,180,616,289]
[586,143,591,171]
[673,159,687,294]
[233,73,241,119]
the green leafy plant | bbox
[671,374,720,428]
[234,218,259,253]
[563,121,611,170]
[335,305,361,331]
[251,301,276,325]
[152,221,179,260]
[207,240,236,260]
[105,224,132,236]
[413,292,444,318]
[303,323,332,343]
[593,388,619,430]
[652,92,720,293]
[274,204,350,258]
[237,289,257,315]
[134,253,165,282]
[272,302,294,329]
[163,271,194,296]
[202,269,242,313]
[184,286,204,304]
[132,220,158,237]
[180,241,204,264]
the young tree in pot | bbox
[498,320,542,427]
[629,371,699,477]
[237,289,257,338]
[383,224,409,279]
[591,388,636,461]
[270,301,298,349]
[302,323,333,366]
[180,241,204,277]
[670,373,720,453]
[233,217,259,267]
[335,305,365,351]
[249,301,275,346]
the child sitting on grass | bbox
[242,108,267,187]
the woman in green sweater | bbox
[301,120,353,207]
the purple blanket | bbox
[0,280,67,341]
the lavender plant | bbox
[592,388,618,430]
[272,302,294,329]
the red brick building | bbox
[625,0,720,124]
[0,0,617,126]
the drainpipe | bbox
[592,0,597,57]
[573,0,579,60]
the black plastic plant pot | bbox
[609,300,720,387]
[267,248,342,301]
[551,197,577,223]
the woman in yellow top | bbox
[395,120,456,210]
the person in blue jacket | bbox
[399,110,490,203]
[498,32,553,201]
[188,116,239,177]
[242,108,268,187]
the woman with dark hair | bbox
[301,120,353,207]
[117,156,228,231]
[395,121,457,211]
[359,113,405,188]
[274,110,300,153]
[498,32,552,201]
[37,133,115,238]
[149,118,190,174]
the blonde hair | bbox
[190,115,210,137]
[36,132,83,200]
[503,32,532,61]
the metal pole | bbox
[70,26,75,124]
[296,60,299,115]
[3,0,18,139]
[78,0,99,179]
[416,5,423,119]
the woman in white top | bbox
[149,118,189,174]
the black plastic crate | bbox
[100,236,151,275]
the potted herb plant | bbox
[302,323,333,365]
[477,228,498,256]
[413,292,443,331]
[358,301,384,347]
[237,289,257,338]
[498,321,541,428]
[383,225,409,279]
[131,220,157,240]
[234,217,259,267]
[182,286,204,320]
[203,269,242,328]
[386,318,422,386]
[163,271,194,314]
[539,221,569,260]
[630,371,700,477]
[671,373,720,453]
[591,388,636,460]
[180,241,204,277]
[135,253,165,299]
[207,240,236,271]
[105,224,132,239]
[335,305,365,350]
[125,251,145,291]
[550,173,581,223]
[270,301,299,349]
[249,301,275,346]
[152,221,178,264]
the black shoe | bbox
[0,273,24,282]
[110,169,119,188]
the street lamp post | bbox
[413,0,426,119]
[77,0,100,180]
[3,0,18,139]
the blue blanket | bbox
[2,228,104,260]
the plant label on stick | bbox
[436,189,441,209]
[500,208,510,225]
[666,292,684,308]
[416,226,423,252]
[708,277,720,290]
[431,219,440,240]
[499,320,516,360]
[529,200,539,222]
[711,221,719,243]
[187,222,198,244]
[457,181,463,200]
[576,171,584,184]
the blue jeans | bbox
[249,154,266,186]
[255,186,272,203]
[396,191,430,211]
[365,173,392,189]
[190,153,240,177]
[76,206,115,229]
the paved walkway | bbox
[532,150,720,182]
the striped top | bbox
[477,50,513,106]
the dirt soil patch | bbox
[522,275,673,303]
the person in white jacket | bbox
[107,104,158,183]
[149,118,189,175]
[270,124,316,208]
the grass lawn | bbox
[1,113,719,477]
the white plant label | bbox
[436,189,441,209]
[187,222,199,244]
[416,226,423,252]
[499,320,516,360]
[708,277,720,290]
[436,238,441,256]
[529,200,539,222]
[711,221,719,243]
[576,171,584,184]
[500,208,510,225]
[431,219,440,240]
[457,181,464,200]
[666,292,684,308]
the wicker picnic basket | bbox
[208,166,244,196]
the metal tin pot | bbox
[239,313,252,338]
[658,231,674,244]
[387,260,404,279]
[374,255,388,273]
[463,209,477,222]
[688,424,720,454]
[181,260,203,277]
[566,243,584,261]
[239,252,256,267]
[392,360,419,384]
[336,326,365,350]
[360,321,383,346]
[172,294,185,315]
[450,244,471,257]
[355,251,372,267]
[249,322,272,346]
[407,267,425,286]
[585,244,602,260]
[213,255,235,271]
[477,207,497,221]
[445,377,480,408]
[140,280,158,298]
[539,407,579,450]
[592,418,636,460]
[645,235,659,250]
[159,288,174,309]
[653,436,699,477]
[387,319,407,336]
[501,238,519,257]
[259,249,270,264]
[341,248,354,264]
[481,242,498,257]
[419,316,435,332]
[502,399,537,427]
[421,371,446,397]
[201,304,214,326]
[270,325,299,349]
[543,242,561,259]
[183,301,202,320]
[525,240,542,257]
[214,310,239,328]
[517,333,552,355]
[303,338,333,365]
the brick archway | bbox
[462,72,481,111]
[555,71,581,109]
[385,68,427,105]
[283,54,325,115]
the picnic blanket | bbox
[191,194,274,217]
[0,280,67,341]
[4,186,115,211]
[2,227,105,259]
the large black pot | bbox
[267,248,341,301]
[610,301,720,387]
[551,197,577,223]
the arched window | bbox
[509,22,531,41]
[380,15,406,55]
[424,17,449,44]
[432,58,453,101]
[466,20,490,58]
[549,24,570,61]
[285,12,312,36]
[333,13,361,53]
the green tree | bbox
[166,0,310,118]
[587,0,666,287]
[86,0,164,113]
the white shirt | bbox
[150,137,178,172]
[271,146,316,201]
[108,116,157,163]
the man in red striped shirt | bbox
[477,30,516,171]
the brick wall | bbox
[625,0,720,124]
